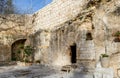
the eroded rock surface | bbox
[0,0,120,78]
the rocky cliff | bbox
[33,0,120,77]
[0,0,120,77]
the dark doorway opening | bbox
[70,43,76,63]
[11,39,26,61]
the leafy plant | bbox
[101,54,109,58]
[24,46,33,56]
[23,45,33,63]
[18,45,33,63]
[113,31,120,37]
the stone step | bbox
[61,64,77,72]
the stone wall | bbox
[0,14,33,62]
[0,0,120,77]
[33,0,89,31]
[92,0,120,61]
[92,0,120,77]
[33,7,95,67]
[33,0,120,77]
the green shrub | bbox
[24,46,33,57]
[17,45,33,63]
[114,31,120,37]
[22,45,33,63]
[101,54,109,58]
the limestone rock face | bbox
[0,0,120,77]
[32,0,120,77]
[92,1,120,77]
[93,0,120,54]
[0,14,33,62]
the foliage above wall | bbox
[113,31,120,37]
[101,54,109,58]
[16,45,34,63]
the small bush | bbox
[24,46,33,56]
[113,31,120,37]
[101,54,109,58]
